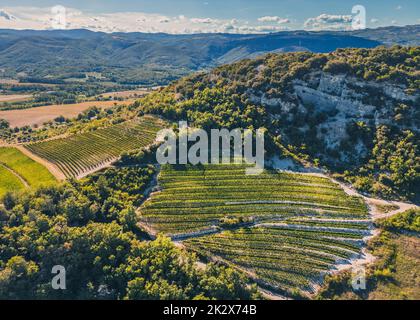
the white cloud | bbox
[257,16,290,24]
[0,6,291,34]
[239,25,289,33]
[396,5,402,10]
[190,18,216,24]
[0,9,17,21]
[304,13,353,30]
[370,18,379,24]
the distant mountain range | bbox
[0,25,418,85]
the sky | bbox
[0,0,419,34]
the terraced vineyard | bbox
[184,226,369,296]
[25,116,164,178]
[140,164,368,234]
[139,164,371,297]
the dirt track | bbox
[0,162,29,188]
[0,94,32,103]
[331,176,418,220]
[15,145,66,181]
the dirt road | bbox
[0,162,29,188]
[15,145,66,180]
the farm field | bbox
[0,147,56,188]
[25,115,165,179]
[0,79,19,85]
[99,89,151,99]
[0,100,135,128]
[139,164,371,297]
[140,164,368,234]
[0,94,32,103]
[184,225,368,296]
[0,164,25,198]
[0,79,55,86]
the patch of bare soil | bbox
[0,94,32,103]
[0,100,135,128]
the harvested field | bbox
[0,79,56,87]
[0,79,19,85]
[0,100,135,127]
[0,94,32,103]
[99,89,151,99]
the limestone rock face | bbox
[249,71,419,166]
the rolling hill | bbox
[1,25,418,85]
[139,46,419,201]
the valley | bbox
[0,31,418,301]
[0,26,418,87]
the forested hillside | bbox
[0,166,259,299]
[0,26,412,85]
[139,46,419,201]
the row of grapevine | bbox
[25,116,164,178]
[184,225,367,296]
[139,163,370,296]
[139,164,368,235]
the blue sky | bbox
[0,0,419,33]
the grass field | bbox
[0,165,25,198]
[0,79,55,86]
[25,115,165,178]
[139,164,370,297]
[0,147,56,188]
[368,234,420,300]
[0,100,135,127]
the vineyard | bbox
[140,164,368,234]
[25,116,164,178]
[139,164,371,296]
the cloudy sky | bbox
[0,0,418,33]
